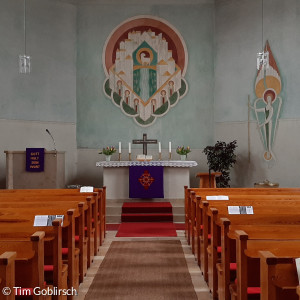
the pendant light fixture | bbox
[256,0,269,70]
[19,0,31,74]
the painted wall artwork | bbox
[102,16,188,127]
[252,41,282,161]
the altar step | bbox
[122,202,173,214]
[122,213,173,222]
[121,202,173,223]
[106,199,184,224]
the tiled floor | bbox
[77,230,213,300]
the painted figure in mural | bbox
[151,99,156,113]
[252,41,282,161]
[252,88,282,160]
[134,98,139,113]
[124,90,130,105]
[168,81,174,96]
[117,80,123,97]
[161,90,167,105]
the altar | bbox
[96,160,197,200]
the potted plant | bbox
[176,146,191,160]
[99,146,117,162]
[203,140,237,187]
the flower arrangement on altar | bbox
[176,146,191,156]
[99,146,117,156]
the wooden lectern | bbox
[196,172,222,188]
[5,150,65,189]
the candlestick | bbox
[118,153,121,161]
[169,152,172,160]
[128,142,131,154]
[158,142,161,153]
[129,153,131,161]
[159,153,162,161]
[119,142,121,153]
[169,141,171,153]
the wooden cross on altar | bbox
[132,133,157,155]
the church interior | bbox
[1,0,300,299]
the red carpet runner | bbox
[116,202,177,237]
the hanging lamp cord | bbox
[261,0,264,51]
[24,0,27,55]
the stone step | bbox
[121,212,173,222]
[106,214,184,224]
[106,198,185,224]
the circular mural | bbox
[102,15,189,127]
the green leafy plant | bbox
[176,146,191,156]
[203,140,237,187]
[99,146,116,156]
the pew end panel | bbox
[0,251,17,300]
[259,250,299,300]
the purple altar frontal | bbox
[129,166,164,198]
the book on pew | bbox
[296,258,300,284]
[34,215,64,226]
[80,186,94,192]
[227,206,254,215]
[206,195,229,200]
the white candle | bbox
[158,142,161,153]
[119,142,121,153]
[169,141,171,153]
[128,142,131,154]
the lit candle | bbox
[158,142,161,153]
[128,142,131,154]
[169,141,171,153]
[119,142,121,153]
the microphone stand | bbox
[46,129,57,157]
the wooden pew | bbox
[192,193,300,251]
[196,199,300,297]
[199,197,300,268]
[199,197,300,280]
[184,186,300,245]
[0,214,69,299]
[0,231,48,300]
[231,230,300,300]
[259,250,300,300]
[0,205,81,293]
[0,189,105,296]
[217,223,300,300]
[202,200,300,299]
[0,199,88,284]
[297,285,300,300]
[218,221,300,300]
[0,194,96,268]
[0,187,106,248]
[0,191,100,257]
[0,252,16,300]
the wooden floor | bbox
[77,229,213,300]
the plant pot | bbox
[180,155,187,161]
[105,155,112,162]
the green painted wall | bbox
[214,0,300,187]
[214,0,300,122]
[0,0,77,123]
[76,0,215,151]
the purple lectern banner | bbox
[26,148,45,172]
[129,166,164,198]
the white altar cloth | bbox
[96,160,198,199]
[96,160,198,168]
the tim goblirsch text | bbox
[2,286,78,296]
